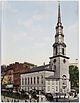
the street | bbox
[1,95,79,102]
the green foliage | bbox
[72,87,79,93]
[69,65,79,89]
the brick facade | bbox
[1,62,35,90]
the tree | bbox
[69,65,79,88]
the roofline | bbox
[23,62,36,66]
[45,77,70,80]
[21,69,54,75]
[49,55,70,59]
[45,77,60,80]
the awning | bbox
[6,84,13,89]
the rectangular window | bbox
[28,77,29,85]
[62,48,64,55]
[52,86,54,93]
[56,86,58,91]
[52,81,54,85]
[31,77,32,84]
[34,77,35,84]
[48,86,50,91]
[28,87,29,91]
[41,98,43,102]
[22,78,24,85]
[48,81,50,85]
[56,81,58,85]
[25,78,27,85]
[41,75,43,84]
[37,76,39,84]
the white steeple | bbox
[49,2,70,94]
[53,2,66,56]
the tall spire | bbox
[56,1,63,35]
[58,2,61,23]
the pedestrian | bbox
[7,99,9,102]
[56,97,58,102]
[25,100,27,102]
[4,95,5,99]
[14,99,16,102]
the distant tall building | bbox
[21,2,71,102]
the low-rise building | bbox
[7,67,14,84]
[21,64,54,92]
[1,65,8,87]
[2,75,8,85]
[1,62,35,90]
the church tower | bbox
[50,2,70,94]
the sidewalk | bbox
[1,95,26,102]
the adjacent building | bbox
[1,65,7,86]
[21,2,71,101]
[1,62,35,90]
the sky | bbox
[1,1,79,66]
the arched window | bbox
[25,78,27,85]
[41,75,43,84]
[34,77,35,84]
[22,78,24,85]
[28,77,29,85]
[31,77,32,84]
[37,76,39,84]
[62,48,64,55]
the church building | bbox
[21,2,71,101]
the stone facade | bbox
[49,3,70,95]
[21,68,54,92]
